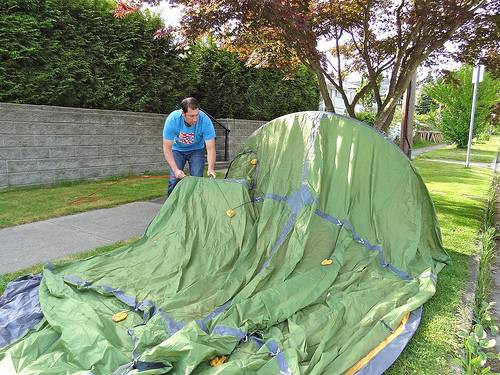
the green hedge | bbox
[0,0,319,120]
[190,40,320,120]
[0,0,191,112]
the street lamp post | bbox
[465,64,484,168]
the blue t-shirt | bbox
[163,110,216,152]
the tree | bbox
[188,39,320,120]
[189,38,247,118]
[425,65,499,147]
[152,0,487,131]
[244,64,320,120]
[452,0,499,79]
[416,73,438,115]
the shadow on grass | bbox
[433,195,484,229]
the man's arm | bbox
[205,139,216,178]
[163,139,185,179]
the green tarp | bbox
[0,112,449,374]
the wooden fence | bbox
[414,130,443,143]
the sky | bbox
[143,2,182,28]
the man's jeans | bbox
[168,148,205,194]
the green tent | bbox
[0,112,449,374]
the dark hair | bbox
[181,97,199,113]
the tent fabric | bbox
[354,306,422,374]
[0,111,448,374]
[0,274,43,348]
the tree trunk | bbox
[374,99,398,131]
[344,102,356,118]
[400,71,417,158]
[374,61,420,131]
[315,69,335,113]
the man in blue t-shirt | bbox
[163,97,216,194]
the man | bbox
[163,97,216,195]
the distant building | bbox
[318,80,361,114]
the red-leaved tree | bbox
[116,0,491,131]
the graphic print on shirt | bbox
[178,131,195,145]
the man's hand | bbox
[207,169,216,178]
[205,139,216,179]
[174,169,186,179]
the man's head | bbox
[181,97,200,126]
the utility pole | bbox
[465,64,483,168]
[400,71,417,158]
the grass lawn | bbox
[417,136,499,163]
[388,159,494,374]
[0,172,225,229]
[0,175,168,229]
[0,161,494,373]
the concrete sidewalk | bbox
[411,143,447,158]
[421,158,495,169]
[411,143,495,169]
[0,198,165,275]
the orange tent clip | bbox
[210,355,227,367]
[112,311,128,322]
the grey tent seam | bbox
[62,274,186,333]
[314,209,413,281]
[197,116,323,327]
[267,340,293,375]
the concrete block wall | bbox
[214,123,229,161]
[0,103,267,188]
[0,103,167,188]
[218,118,267,159]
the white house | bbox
[318,80,361,114]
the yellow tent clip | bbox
[321,258,333,266]
[250,159,258,165]
[112,311,128,322]
[209,355,227,367]
[226,209,236,218]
